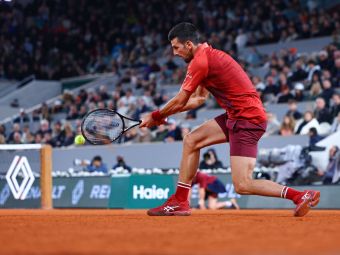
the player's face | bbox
[170,38,194,63]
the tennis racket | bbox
[81,109,141,145]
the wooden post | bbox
[40,145,53,209]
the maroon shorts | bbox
[215,113,267,158]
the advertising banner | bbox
[53,177,111,208]
[0,178,40,208]
[0,177,112,208]
[126,175,175,209]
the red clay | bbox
[0,209,339,255]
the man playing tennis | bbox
[140,22,320,217]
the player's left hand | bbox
[140,113,166,128]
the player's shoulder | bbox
[189,49,209,71]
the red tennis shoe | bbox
[147,195,191,216]
[294,190,320,217]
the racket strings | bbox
[82,110,124,144]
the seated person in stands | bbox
[86,155,108,173]
[279,115,295,136]
[199,149,224,169]
[330,93,340,119]
[191,171,240,210]
[286,99,302,120]
[321,146,340,184]
[295,111,320,135]
[314,97,333,124]
[308,127,323,147]
[277,85,294,103]
[264,112,280,136]
[112,155,132,172]
[331,112,340,133]
[13,108,30,123]
[292,83,305,102]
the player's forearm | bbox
[159,97,187,117]
[180,96,206,112]
[153,90,191,120]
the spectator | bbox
[13,109,30,123]
[309,73,323,99]
[152,124,169,142]
[279,116,295,136]
[31,109,41,122]
[118,88,137,108]
[321,146,340,184]
[86,156,108,173]
[286,99,303,120]
[7,123,22,143]
[199,149,224,169]
[319,79,334,106]
[78,105,88,119]
[135,127,152,143]
[164,119,182,142]
[99,85,110,101]
[317,50,332,70]
[264,112,280,136]
[62,122,75,147]
[292,82,305,102]
[330,93,340,119]
[21,124,34,144]
[0,124,6,138]
[306,59,321,83]
[36,119,52,137]
[290,59,308,82]
[11,132,22,144]
[191,171,239,210]
[34,133,43,144]
[0,134,5,144]
[112,155,132,172]
[277,85,294,103]
[66,105,79,120]
[330,112,340,133]
[308,127,323,147]
[331,57,340,88]
[295,111,320,135]
[51,121,65,147]
[314,97,333,124]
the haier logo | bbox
[6,156,35,200]
[133,185,169,200]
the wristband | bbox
[151,110,163,121]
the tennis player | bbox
[140,22,320,217]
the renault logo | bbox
[6,156,35,200]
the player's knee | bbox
[183,133,198,151]
[233,179,251,195]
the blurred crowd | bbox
[0,0,339,81]
[0,0,340,150]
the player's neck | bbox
[192,43,202,56]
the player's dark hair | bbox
[168,22,200,44]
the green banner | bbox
[109,176,130,208]
[126,175,175,209]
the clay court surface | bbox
[0,209,339,255]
